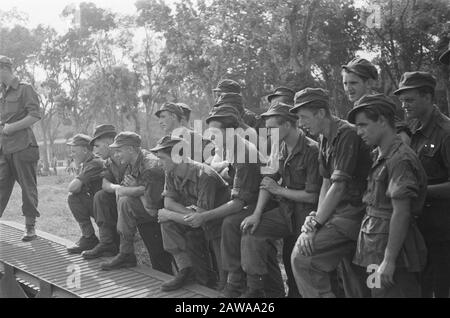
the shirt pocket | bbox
[289,164,307,190]
[4,93,21,116]
[372,166,389,208]
[419,143,441,178]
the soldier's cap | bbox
[214,93,243,111]
[66,134,92,148]
[149,135,186,153]
[213,79,241,94]
[290,88,330,113]
[205,104,240,124]
[176,103,192,117]
[393,71,437,95]
[261,102,298,121]
[342,58,378,80]
[155,102,185,119]
[347,94,396,124]
[266,86,295,103]
[0,55,12,67]
[439,42,450,65]
[109,131,142,148]
[90,124,117,146]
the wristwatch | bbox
[310,217,323,231]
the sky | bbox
[1,0,177,32]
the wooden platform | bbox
[0,220,221,298]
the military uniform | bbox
[239,103,321,297]
[101,132,172,272]
[394,72,450,298]
[290,88,372,298]
[0,58,41,233]
[66,135,104,244]
[151,136,231,288]
[80,125,126,259]
[348,95,428,297]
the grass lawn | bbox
[1,174,151,266]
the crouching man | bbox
[81,124,125,259]
[66,134,104,254]
[151,136,230,291]
[100,132,172,271]
[348,94,427,297]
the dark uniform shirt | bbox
[102,156,126,185]
[353,137,427,272]
[266,130,322,233]
[123,149,165,211]
[162,160,231,240]
[0,77,41,154]
[319,117,372,240]
[225,135,263,208]
[76,153,104,196]
[409,106,450,242]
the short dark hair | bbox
[356,107,395,129]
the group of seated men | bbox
[62,55,450,298]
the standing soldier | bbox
[99,132,172,272]
[81,124,125,260]
[266,87,295,107]
[342,57,411,144]
[394,72,450,298]
[150,136,230,291]
[348,94,427,297]
[0,55,41,241]
[239,103,321,297]
[290,88,372,298]
[66,134,104,254]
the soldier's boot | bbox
[160,267,195,292]
[82,226,119,259]
[21,224,37,242]
[240,274,266,298]
[82,243,118,259]
[67,235,99,254]
[222,270,246,298]
[100,253,137,271]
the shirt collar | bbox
[280,130,306,162]
[129,150,144,176]
[415,106,439,138]
[372,136,403,167]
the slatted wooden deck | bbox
[0,220,221,298]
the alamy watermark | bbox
[170,120,280,174]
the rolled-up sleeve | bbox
[230,163,261,205]
[141,168,165,210]
[387,159,420,200]
[305,147,322,193]
[23,85,41,119]
[331,130,360,183]
[197,175,220,210]
[161,171,180,201]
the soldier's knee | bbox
[94,189,110,203]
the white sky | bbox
[1,0,177,32]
